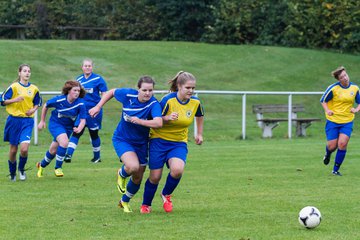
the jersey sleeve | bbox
[79,102,87,119]
[195,103,204,117]
[33,91,42,106]
[355,89,360,104]
[114,88,127,103]
[0,86,13,106]
[151,101,162,118]
[99,77,108,92]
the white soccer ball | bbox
[298,206,322,229]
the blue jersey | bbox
[113,88,162,145]
[46,95,86,130]
[76,73,108,109]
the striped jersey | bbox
[113,88,162,145]
[76,72,108,109]
[46,95,86,129]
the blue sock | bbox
[18,155,27,172]
[333,149,346,172]
[325,146,332,157]
[142,178,158,206]
[119,165,130,178]
[92,137,101,159]
[8,160,16,175]
[55,146,67,169]
[41,151,56,168]
[162,173,181,196]
[66,136,79,157]
[122,178,141,202]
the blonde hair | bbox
[168,71,196,92]
[331,66,345,80]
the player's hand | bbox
[326,110,334,116]
[38,121,46,130]
[195,135,203,145]
[350,108,358,113]
[89,106,100,118]
[167,112,179,121]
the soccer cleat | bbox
[116,169,127,194]
[140,205,152,214]
[19,170,26,181]
[323,154,331,165]
[161,194,173,213]
[9,174,16,182]
[118,200,133,213]
[36,162,44,178]
[64,154,72,163]
[54,168,64,177]
[91,158,101,163]
[332,171,342,176]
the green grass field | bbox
[1,40,360,239]
[1,139,360,239]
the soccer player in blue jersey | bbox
[1,64,42,181]
[141,71,204,214]
[320,66,360,176]
[36,80,86,177]
[89,76,162,213]
[64,59,108,163]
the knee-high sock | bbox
[119,165,130,178]
[333,149,346,172]
[40,151,56,168]
[142,178,158,206]
[8,160,16,175]
[92,137,101,159]
[18,155,27,172]
[55,146,67,169]
[325,146,333,157]
[122,178,141,203]
[162,173,181,196]
[66,137,79,157]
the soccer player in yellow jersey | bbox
[320,66,360,176]
[141,71,204,214]
[1,64,42,181]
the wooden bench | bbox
[252,104,321,138]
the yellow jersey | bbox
[150,92,204,142]
[320,82,360,123]
[1,82,41,117]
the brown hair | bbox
[331,66,346,80]
[16,64,31,82]
[137,75,155,88]
[62,80,86,98]
[168,71,196,92]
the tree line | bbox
[0,0,359,53]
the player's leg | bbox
[89,129,101,163]
[141,168,163,213]
[323,121,338,165]
[64,128,85,163]
[54,133,69,177]
[8,144,18,181]
[332,123,352,175]
[37,141,58,177]
[18,118,34,180]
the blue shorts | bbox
[149,138,188,170]
[112,135,148,166]
[75,109,102,130]
[49,120,73,141]
[325,120,353,141]
[4,116,34,145]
